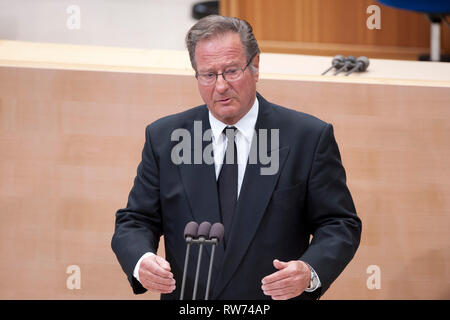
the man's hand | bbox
[261,259,311,300]
[139,254,176,294]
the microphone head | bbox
[184,221,198,239]
[333,54,345,62]
[345,55,357,63]
[357,56,370,71]
[343,56,357,71]
[197,221,212,239]
[209,223,224,242]
[332,54,345,68]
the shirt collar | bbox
[208,96,259,144]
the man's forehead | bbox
[195,33,246,66]
[195,32,243,54]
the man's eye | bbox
[225,68,239,75]
[203,73,216,79]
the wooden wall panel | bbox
[0,63,449,299]
[0,67,203,299]
[220,0,450,60]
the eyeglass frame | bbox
[195,52,257,85]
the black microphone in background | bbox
[204,222,224,300]
[180,221,198,300]
[321,54,345,75]
[334,55,357,75]
[192,221,211,300]
[345,56,370,76]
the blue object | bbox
[377,0,450,61]
[377,0,450,14]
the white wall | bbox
[0,0,198,50]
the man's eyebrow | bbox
[197,69,215,74]
[198,61,241,73]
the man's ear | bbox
[252,53,260,81]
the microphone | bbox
[321,54,345,75]
[345,56,369,76]
[334,56,357,75]
[204,223,224,300]
[180,221,198,300]
[192,221,211,300]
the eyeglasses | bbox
[195,53,256,86]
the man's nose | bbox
[215,74,230,93]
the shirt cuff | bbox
[133,252,155,283]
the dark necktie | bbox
[217,126,238,248]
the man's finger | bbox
[141,277,176,293]
[262,282,294,295]
[261,276,293,292]
[273,259,288,270]
[265,286,296,298]
[155,255,171,271]
[145,257,173,279]
[141,268,176,287]
[261,267,292,285]
[271,289,298,300]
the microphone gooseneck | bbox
[205,223,224,300]
[180,221,198,300]
[321,54,345,75]
[192,221,211,300]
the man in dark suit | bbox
[111,15,361,300]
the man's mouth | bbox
[217,97,232,104]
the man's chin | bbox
[212,105,239,121]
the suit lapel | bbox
[211,94,290,298]
[177,106,222,225]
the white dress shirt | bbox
[208,96,259,197]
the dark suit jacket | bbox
[111,93,362,300]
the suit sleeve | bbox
[300,123,362,297]
[111,125,162,294]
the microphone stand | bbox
[192,235,205,300]
[180,236,192,300]
[204,238,218,300]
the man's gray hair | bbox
[185,15,260,72]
